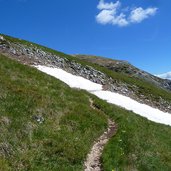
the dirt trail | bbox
[84,119,117,171]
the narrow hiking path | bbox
[84,119,117,171]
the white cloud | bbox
[97,0,120,10]
[157,72,171,80]
[129,7,158,23]
[96,1,129,27]
[96,0,158,27]
[96,9,116,25]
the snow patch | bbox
[36,65,102,91]
[35,65,171,126]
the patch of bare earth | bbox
[84,119,117,171]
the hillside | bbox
[1,34,171,114]
[73,54,171,92]
[0,53,108,170]
[1,34,171,170]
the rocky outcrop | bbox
[74,54,171,92]
[0,36,134,93]
[1,35,171,113]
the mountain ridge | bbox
[1,34,171,113]
[73,54,171,91]
[1,34,171,170]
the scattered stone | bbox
[33,115,44,124]
[0,35,4,41]
[0,116,11,126]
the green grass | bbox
[1,34,171,171]
[90,95,171,171]
[0,54,108,170]
[1,53,171,171]
[2,34,171,104]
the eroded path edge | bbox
[84,119,117,171]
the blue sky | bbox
[0,0,170,74]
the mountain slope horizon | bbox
[1,34,171,113]
[1,34,171,170]
[73,54,171,92]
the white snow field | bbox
[35,65,171,126]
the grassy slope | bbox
[91,96,171,171]
[1,55,171,171]
[0,54,108,171]
[1,35,171,171]
[2,34,171,104]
